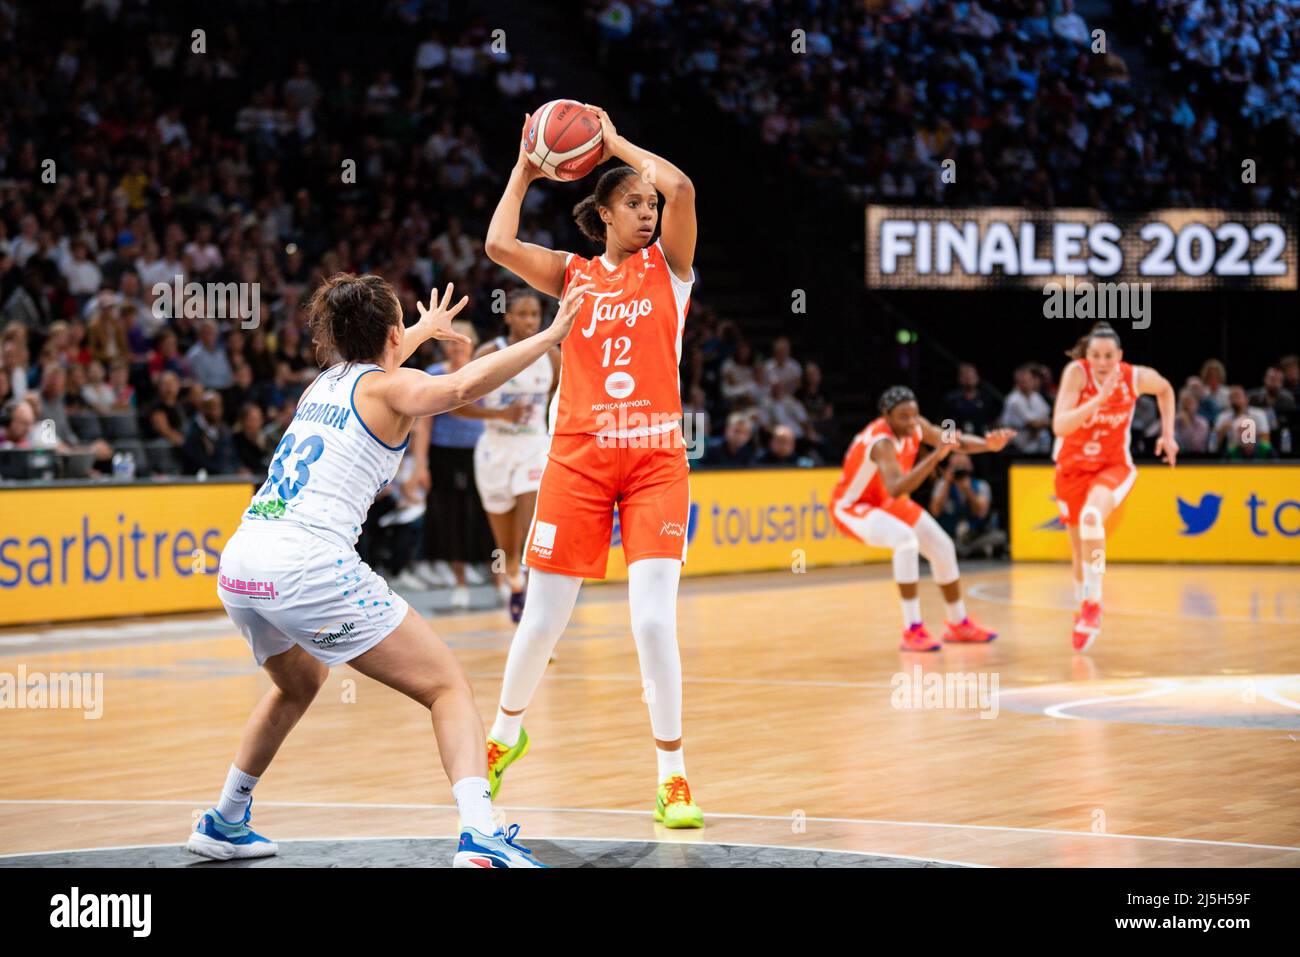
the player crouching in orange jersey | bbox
[832,386,1016,651]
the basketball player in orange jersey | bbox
[1052,321,1177,651]
[480,107,704,827]
[832,386,1016,651]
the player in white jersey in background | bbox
[455,290,558,621]
[188,273,590,868]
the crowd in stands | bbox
[597,0,1299,210]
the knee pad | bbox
[1079,505,1105,541]
[927,535,960,586]
[892,537,920,584]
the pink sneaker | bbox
[899,622,941,652]
[1071,601,1102,652]
[943,617,997,643]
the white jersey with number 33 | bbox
[241,361,406,548]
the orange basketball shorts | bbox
[1053,462,1137,526]
[523,432,690,579]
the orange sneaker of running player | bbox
[900,622,941,652]
[943,617,997,643]
[1071,600,1102,652]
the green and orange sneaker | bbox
[486,728,530,801]
[654,774,704,829]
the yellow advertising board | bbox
[603,467,888,581]
[0,481,251,625]
[1010,464,1300,563]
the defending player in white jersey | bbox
[188,274,589,868]
[448,290,558,621]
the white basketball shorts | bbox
[217,523,409,667]
[474,434,549,514]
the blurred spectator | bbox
[0,401,37,449]
[1000,365,1052,454]
[721,340,764,405]
[1248,366,1295,434]
[757,379,811,439]
[757,424,822,467]
[187,321,235,390]
[1210,385,1272,457]
[232,402,271,480]
[702,413,758,468]
[145,371,188,445]
[943,363,997,436]
[929,452,1006,558]
[762,337,802,396]
[422,322,492,609]
[181,390,238,475]
[1173,388,1210,453]
[1198,359,1231,421]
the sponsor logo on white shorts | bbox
[219,573,278,599]
[530,520,557,559]
[604,371,635,399]
[312,621,357,647]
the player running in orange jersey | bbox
[1052,322,1176,652]
[480,106,704,827]
[832,386,1016,652]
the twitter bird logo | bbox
[1177,494,1222,535]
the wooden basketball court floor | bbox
[1,562,1298,867]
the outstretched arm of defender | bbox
[384,283,591,418]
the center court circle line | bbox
[1,799,1295,854]
[964,581,1300,626]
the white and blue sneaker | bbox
[453,824,547,868]
[186,798,279,861]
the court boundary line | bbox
[1,798,1295,854]
[0,835,983,868]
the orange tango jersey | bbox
[1053,359,1139,472]
[553,240,692,437]
[832,417,922,509]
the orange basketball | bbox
[523,100,603,182]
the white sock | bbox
[216,764,259,823]
[452,776,496,834]
[657,747,686,782]
[1080,519,1105,604]
[900,595,922,627]
[1073,579,1084,603]
[945,597,967,623]
[490,711,523,748]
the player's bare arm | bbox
[1052,361,1120,437]
[483,114,570,298]
[378,282,591,421]
[919,416,1016,454]
[1137,366,1179,466]
[586,105,696,280]
[872,433,955,499]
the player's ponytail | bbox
[1067,321,1122,360]
[306,272,401,365]
[572,165,637,245]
